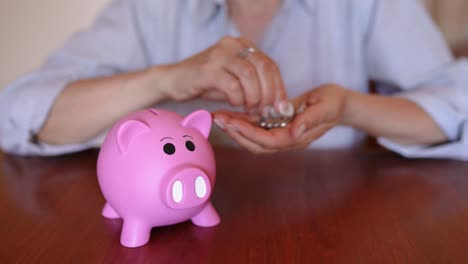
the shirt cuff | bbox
[2,70,103,156]
[377,88,468,160]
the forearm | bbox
[38,66,170,145]
[341,90,448,145]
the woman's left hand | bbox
[212,84,350,153]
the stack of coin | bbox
[258,101,304,129]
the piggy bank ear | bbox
[181,110,212,138]
[117,120,150,153]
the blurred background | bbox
[0,0,467,91]
[0,0,109,90]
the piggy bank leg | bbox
[191,202,221,227]
[102,203,120,219]
[120,219,151,248]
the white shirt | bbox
[1,0,467,159]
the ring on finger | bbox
[237,47,256,59]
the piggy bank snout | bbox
[163,168,212,209]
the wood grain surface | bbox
[1,147,467,263]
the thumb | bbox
[289,100,325,139]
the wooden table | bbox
[0,147,467,263]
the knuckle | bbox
[209,46,225,59]
[222,78,240,92]
[272,64,281,75]
[258,57,274,71]
[236,36,247,42]
[241,64,257,79]
[219,36,236,46]
[221,79,243,106]
[229,94,243,106]
[236,37,251,45]
[271,61,280,71]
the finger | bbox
[210,70,245,107]
[271,64,289,110]
[213,110,271,153]
[291,91,321,111]
[228,118,293,149]
[216,108,322,152]
[236,37,255,49]
[291,123,331,149]
[237,38,275,108]
[214,36,260,108]
[223,125,273,154]
[290,93,308,110]
[223,56,261,108]
[213,110,260,124]
[289,102,327,139]
[238,49,277,110]
[200,90,226,101]
[238,37,286,111]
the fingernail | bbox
[296,101,307,113]
[295,124,306,138]
[270,107,280,118]
[277,100,294,117]
[213,118,225,129]
[262,105,279,118]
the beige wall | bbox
[0,0,109,90]
[0,0,467,91]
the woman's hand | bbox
[212,84,350,153]
[159,36,287,112]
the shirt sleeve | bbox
[364,0,468,160]
[0,0,149,156]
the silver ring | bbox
[238,47,256,58]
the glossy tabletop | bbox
[0,147,467,263]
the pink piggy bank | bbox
[97,108,221,248]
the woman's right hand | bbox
[158,36,288,113]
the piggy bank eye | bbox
[163,143,176,155]
[185,140,195,151]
